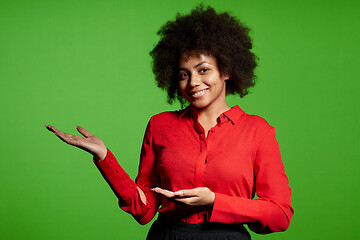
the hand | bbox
[45,125,107,161]
[152,187,215,207]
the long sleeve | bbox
[94,119,161,225]
[209,127,293,234]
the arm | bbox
[45,122,160,225]
[209,127,294,233]
[94,119,161,225]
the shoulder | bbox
[239,112,275,139]
[228,105,272,131]
[150,110,182,122]
[237,113,277,149]
[243,113,272,128]
[147,109,184,130]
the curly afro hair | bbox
[150,5,257,105]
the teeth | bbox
[191,89,206,96]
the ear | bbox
[223,73,231,81]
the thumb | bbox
[76,126,93,138]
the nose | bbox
[188,73,201,87]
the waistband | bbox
[156,214,248,233]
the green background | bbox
[1,0,359,239]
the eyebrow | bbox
[179,62,208,71]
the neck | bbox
[197,103,230,121]
[195,101,230,138]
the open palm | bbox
[45,125,107,161]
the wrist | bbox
[94,147,108,162]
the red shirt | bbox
[94,105,293,233]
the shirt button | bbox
[116,168,120,173]
[110,160,113,164]
[222,115,226,119]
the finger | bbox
[46,126,77,144]
[45,125,56,132]
[172,197,198,206]
[50,128,83,146]
[46,125,62,135]
[174,189,197,197]
[155,187,174,197]
[152,187,175,198]
[76,126,93,138]
[55,130,74,143]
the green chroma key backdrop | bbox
[0,0,359,239]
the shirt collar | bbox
[178,105,192,120]
[178,105,244,124]
[222,105,245,124]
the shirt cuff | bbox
[209,192,269,225]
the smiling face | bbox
[178,52,230,110]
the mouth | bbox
[188,88,209,99]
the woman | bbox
[46,5,293,240]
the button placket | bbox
[199,133,206,152]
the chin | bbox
[188,99,210,109]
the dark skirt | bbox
[146,215,251,240]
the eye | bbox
[199,68,209,73]
[178,72,189,80]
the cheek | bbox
[178,82,187,93]
[205,75,220,86]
